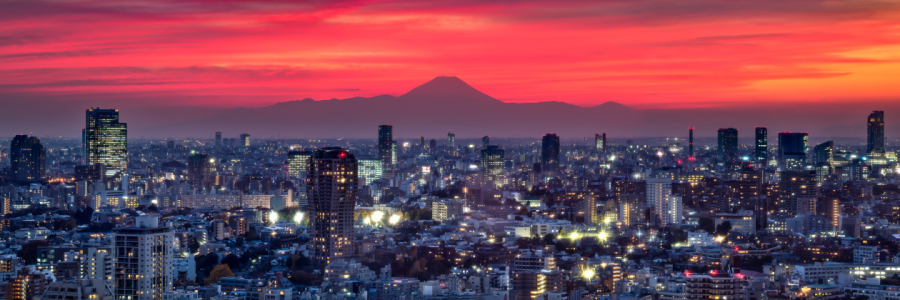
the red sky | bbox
[1,0,900,109]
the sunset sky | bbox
[2,0,900,109]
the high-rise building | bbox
[814,141,834,166]
[419,136,425,150]
[215,131,222,147]
[308,148,358,265]
[481,145,504,188]
[112,216,174,300]
[717,128,738,167]
[779,170,817,216]
[541,133,560,178]
[867,110,885,154]
[688,128,694,159]
[187,154,211,189]
[595,134,603,153]
[482,136,490,149]
[286,151,312,179]
[85,108,128,177]
[240,133,250,147]
[447,132,456,149]
[602,133,607,154]
[646,178,681,226]
[391,141,398,165]
[429,139,436,154]
[778,132,809,170]
[755,127,768,165]
[358,158,383,186]
[685,273,740,300]
[10,135,46,184]
[377,125,393,168]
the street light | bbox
[268,211,278,225]
[389,214,401,225]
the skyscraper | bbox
[187,154,211,189]
[357,158,383,186]
[420,136,425,151]
[481,145,504,188]
[541,133,560,178]
[814,141,834,165]
[215,131,222,147]
[602,132,607,154]
[867,110,885,154]
[308,148,358,265]
[595,134,602,153]
[447,132,456,149]
[112,216,174,300]
[286,151,312,179]
[779,170,817,216]
[482,135,490,149]
[429,139,436,154]
[240,133,250,147]
[646,178,681,226]
[717,128,738,167]
[755,127,767,165]
[688,128,694,159]
[10,135,46,184]
[377,125,393,168]
[778,132,809,170]
[85,108,128,177]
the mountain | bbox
[153,76,641,139]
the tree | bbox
[148,204,159,212]
[18,240,49,265]
[205,264,235,285]
[697,217,715,234]
[543,233,557,245]
[715,221,732,236]
[221,254,241,270]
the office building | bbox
[647,178,681,226]
[112,216,174,300]
[41,278,114,300]
[482,135,490,149]
[755,127,767,165]
[429,139,436,153]
[481,145,504,188]
[187,154,211,189]
[867,110,885,154]
[358,158,383,186]
[778,132,809,170]
[814,141,834,166]
[214,131,222,147]
[688,128,694,159]
[10,135,46,184]
[239,133,250,147]
[717,128,738,167]
[595,134,603,153]
[378,125,393,168]
[308,148,358,265]
[286,151,312,179]
[447,132,456,150]
[84,108,128,177]
[685,273,740,300]
[779,170,817,216]
[541,133,560,178]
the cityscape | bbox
[2,1,900,300]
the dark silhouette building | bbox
[717,128,738,167]
[755,127,768,165]
[377,125,393,168]
[215,131,222,147]
[10,135,46,184]
[482,135,490,149]
[84,108,127,177]
[308,147,358,265]
[778,132,809,170]
[814,141,834,165]
[187,154,211,189]
[867,110,884,154]
[541,133,560,178]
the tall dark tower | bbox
[447,132,456,149]
[10,135,46,184]
[688,127,694,158]
[778,132,809,170]
[420,136,425,150]
[215,131,222,147]
[85,108,127,177]
[755,127,768,165]
[377,125,393,168]
[867,110,885,154]
[717,128,739,167]
[482,136,490,149]
[594,134,602,153]
[602,133,607,153]
[429,139,436,154]
[541,133,561,177]
[308,148,358,266]
[187,153,211,189]
[481,145,504,188]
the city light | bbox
[371,211,384,223]
[582,268,595,280]
[268,211,278,225]
[293,212,304,224]
[389,214,401,225]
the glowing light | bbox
[710,270,718,275]
[293,212,304,224]
[582,269,595,280]
[363,217,371,225]
[657,151,664,157]
[268,211,278,224]
[715,236,725,243]
[371,211,384,223]
[742,156,750,161]
[389,214,401,224]
[598,231,609,242]
[610,155,616,161]
[569,232,580,240]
